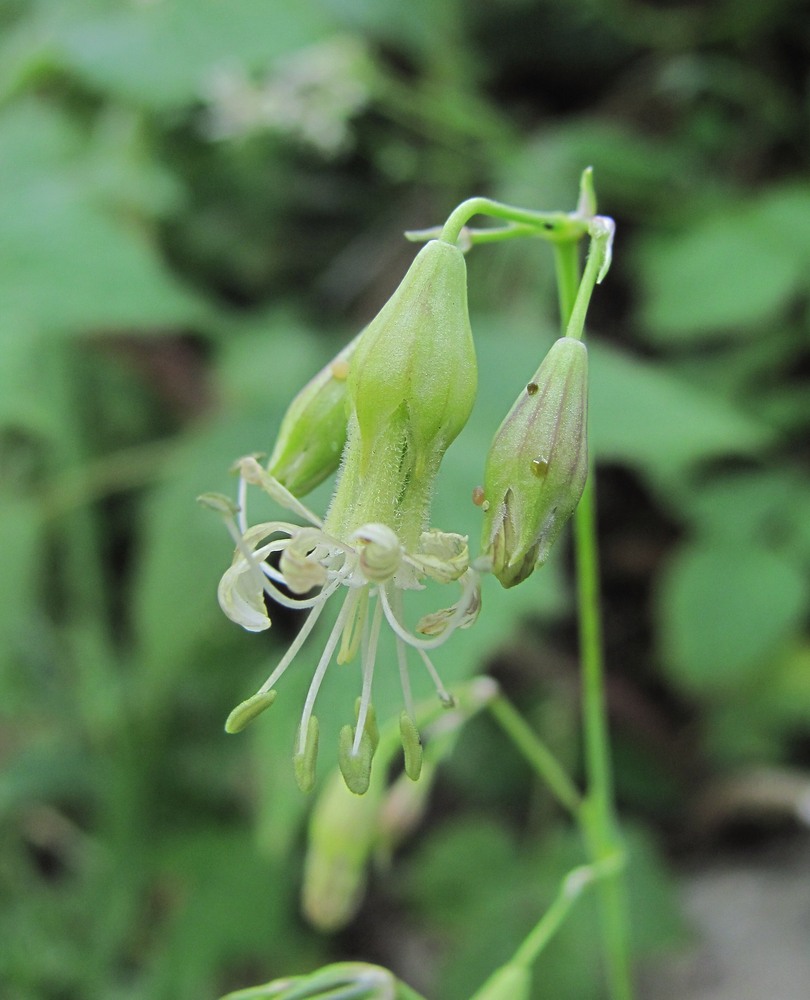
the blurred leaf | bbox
[636,186,810,341]
[0,100,208,335]
[657,539,808,693]
[588,340,772,476]
[48,0,336,110]
[403,820,682,1000]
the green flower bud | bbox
[481,337,588,588]
[326,239,477,546]
[266,331,361,497]
[302,769,384,931]
[350,239,476,454]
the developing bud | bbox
[350,239,477,457]
[326,239,477,547]
[266,331,361,497]
[481,337,588,588]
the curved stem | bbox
[439,196,588,246]
[487,694,582,817]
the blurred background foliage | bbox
[1,0,809,998]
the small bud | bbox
[294,715,320,793]
[399,712,423,781]
[266,331,362,497]
[225,689,277,733]
[481,337,588,588]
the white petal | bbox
[217,560,271,632]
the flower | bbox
[205,236,480,794]
[204,456,480,794]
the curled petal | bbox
[352,523,403,583]
[280,527,329,594]
[410,528,469,582]
[217,559,271,632]
[416,569,481,637]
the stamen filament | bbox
[297,589,360,754]
[378,578,476,650]
[352,597,383,756]
[258,594,331,695]
[417,647,453,706]
[395,635,415,720]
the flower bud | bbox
[266,331,361,497]
[350,239,477,457]
[302,768,384,931]
[480,337,588,588]
[326,240,477,547]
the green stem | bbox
[554,231,634,1000]
[439,197,587,247]
[564,220,613,342]
[512,854,624,969]
[488,694,582,817]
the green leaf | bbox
[0,101,207,335]
[51,0,336,110]
[657,540,808,693]
[588,340,772,476]
[636,186,810,342]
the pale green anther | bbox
[225,689,277,734]
[294,715,320,793]
[196,491,240,517]
[469,963,531,1000]
[354,699,379,755]
[338,724,375,796]
[481,336,588,588]
[266,330,362,497]
[399,712,423,781]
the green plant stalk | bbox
[554,240,634,1000]
[439,196,589,246]
[487,693,582,817]
[511,853,624,970]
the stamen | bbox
[416,647,454,707]
[352,598,383,756]
[258,592,331,695]
[298,589,359,754]
[379,579,476,651]
[396,636,415,721]
[237,456,324,528]
[337,584,369,665]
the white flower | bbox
[203,456,481,793]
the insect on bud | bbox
[481,336,588,588]
[266,330,362,497]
